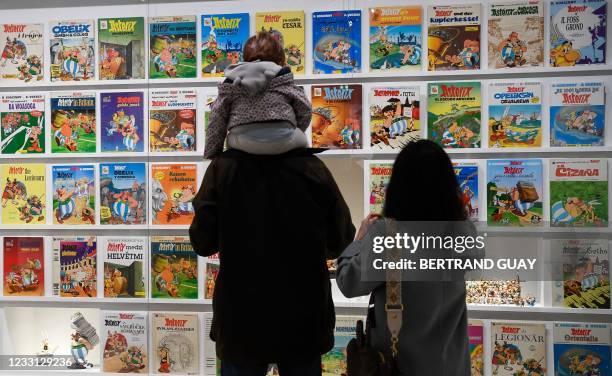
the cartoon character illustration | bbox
[492,341,523,373]
[498,32,527,67]
[2,178,27,207]
[550,39,581,67]
[19,195,45,223]
[151,177,169,222]
[152,46,178,78]
[445,39,480,69]
[68,312,99,369]
[167,184,195,222]
[107,110,140,151]
[551,197,601,226]
[157,345,171,373]
[119,346,146,372]
[100,48,125,80]
[54,185,76,224]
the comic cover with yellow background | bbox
[1,164,45,225]
[150,163,197,225]
[256,11,305,74]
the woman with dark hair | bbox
[336,139,473,376]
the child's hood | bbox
[222,61,288,95]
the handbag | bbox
[346,218,403,376]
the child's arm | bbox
[291,87,312,132]
[204,96,231,159]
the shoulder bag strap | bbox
[385,218,403,358]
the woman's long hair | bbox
[383,140,466,221]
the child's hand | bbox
[355,213,382,241]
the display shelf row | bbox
[0,0,610,87]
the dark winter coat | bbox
[190,148,355,365]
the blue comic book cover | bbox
[312,10,362,74]
[201,13,249,77]
[99,162,146,225]
[52,164,95,225]
[454,162,479,221]
[100,91,145,152]
[550,81,605,146]
[554,322,611,376]
[551,0,607,66]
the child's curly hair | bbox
[243,31,286,66]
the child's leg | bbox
[227,122,308,155]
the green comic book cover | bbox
[98,17,145,80]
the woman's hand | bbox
[355,213,381,241]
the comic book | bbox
[256,11,305,74]
[204,253,219,300]
[2,307,101,366]
[0,93,45,154]
[149,89,197,152]
[52,236,97,298]
[201,13,249,77]
[100,91,145,153]
[52,164,95,225]
[486,159,543,226]
[321,316,362,376]
[101,237,146,299]
[427,5,481,70]
[150,163,198,225]
[550,81,605,146]
[149,16,197,79]
[0,23,43,82]
[310,84,362,149]
[150,236,198,299]
[49,20,95,81]
[50,92,96,153]
[551,0,607,66]
[204,93,217,132]
[1,164,45,225]
[369,6,422,71]
[427,82,481,148]
[152,312,199,375]
[101,311,148,373]
[203,312,219,375]
[453,162,479,221]
[99,163,147,225]
[468,320,484,376]
[550,159,608,227]
[369,87,420,150]
[488,1,544,68]
[551,238,610,309]
[312,10,362,74]
[488,82,542,148]
[490,322,546,376]
[366,161,393,214]
[98,17,145,80]
[554,322,611,375]
[2,236,44,296]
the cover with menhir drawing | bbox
[551,238,610,309]
[369,86,420,151]
[150,163,197,225]
[101,311,148,373]
[98,17,145,80]
[150,235,198,300]
[488,0,544,69]
[3,236,44,296]
[52,164,95,225]
[50,91,97,154]
[99,162,147,225]
[102,237,146,299]
[100,91,145,153]
[149,89,197,152]
[152,312,199,375]
[256,11,305,74]
[321,316,363,376]
[453,162,479,221]
[468,320,484,376]
[491,322,546,376]
[550,159,608,227]
[369,6,422,72]
[52,236,97,298]
[366,161,392,215]
[310,84,362,149]
[201,13,249,77]
[0,23,44,82]
[488,82,542,148]
[49,19,95,81]
[312,10,362,74]
[550,0,607,67]
[553,322,611,376]
[0,93,45,155]
[427,5,481,71]
[149,16,197,79]
[486,159,543,226]
[1,164,45,225]
[550,81,605,147]
[427,82,481,148]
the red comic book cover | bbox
[3,236,44,296]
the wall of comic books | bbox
[0,0,610,375]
